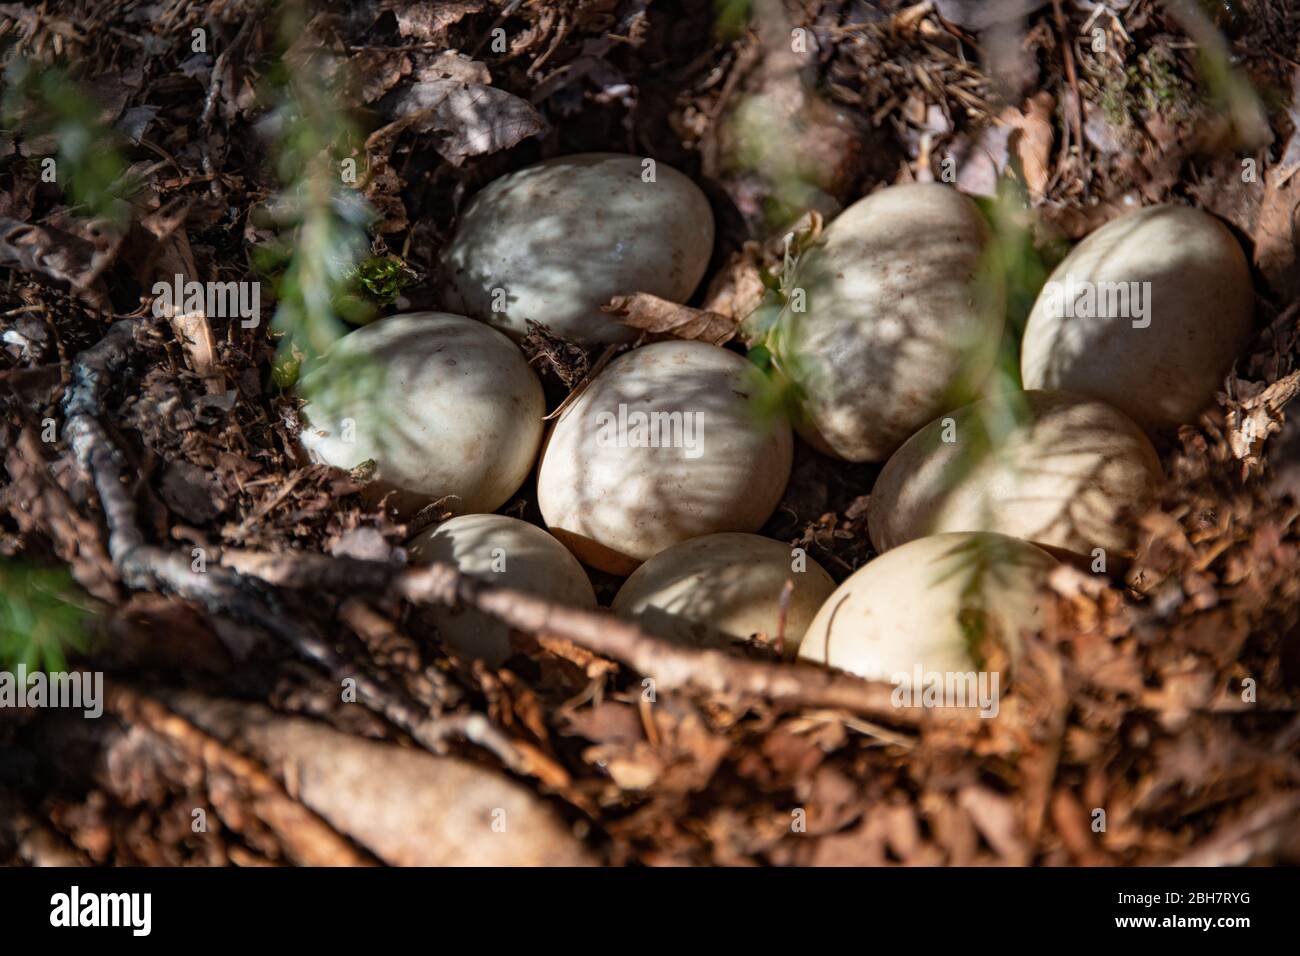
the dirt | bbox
[1,0,1299,867]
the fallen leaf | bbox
[0,215,118,299]
[603,293,738,346]
[161,461,228,524]
[1221,370,1300,476]
[348,50,410,104]
[389,0,482,41]
[372,80,548,166]
[1012,91,1055,199]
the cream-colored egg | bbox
[299,313,545,516]
[440,153,715,346]
[868,390,1161,558]
[407,514,596,665]
[537,341,793,575]
[611,533,836,654]
[1021,204,1254,431]
[798,532,1057,685]
[772,183,1004,462]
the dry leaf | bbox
[348,50,411,104]
[603,293,738,346]
[1221,371,1300,476]
[389,0,483,41]
[1012,91,1055,199]
[140,201,228,393]
[372,80,548,166]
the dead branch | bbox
[393,564,926,723]
[221,543,928,723]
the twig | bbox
[220,542,925,722]
[1052,0,1090,198]
[392,565,925,724]
[221,547,928,723]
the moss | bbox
[352,254,417,307]
[1097,47,1199,130]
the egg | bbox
[798,532,1058,684]
[611,533,836,654]
[299,312,544,516]
[868,390,1161,558]
[1020,203,1254,431]
[771,182,1005,462]
[440,153,715,346]
[407,513,597,665]
[537,340,793,575]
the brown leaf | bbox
[958,785,1030,864]
[1221,371,1300,476]
[1253,166,1300,304]
[389,0,483,41]
[701,246,768,323]
[416,52,491,85]
[348,50,411,104]
[373,80,548,166]
[139,202,228,393]
[603,293,738,346]
[0,215,119,299]
[160,461,228,524]
[1011,91,1055,199]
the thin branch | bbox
[223,544,928,724]
[392,565,927,724]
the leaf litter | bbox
[0,0,1299,867]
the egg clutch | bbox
[296,152,1254,698]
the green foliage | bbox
[352,254,417,309]
[714,0,754,38]
[974,178,1067,395]
[0,56,129,223]
[254,1,390,418]
[0,562,93,674]
[933,534,1043,668]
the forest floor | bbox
[2,0,1300,866]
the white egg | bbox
[611,533,836,654]
[798,532,1057,686]
[772,183,1005,461]
[1021,204,1254,431]
[407,513,596,665]
[299,312,544,516]
[537,341,793,575]
[440,153,715,346]
[868,390,1161,558]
